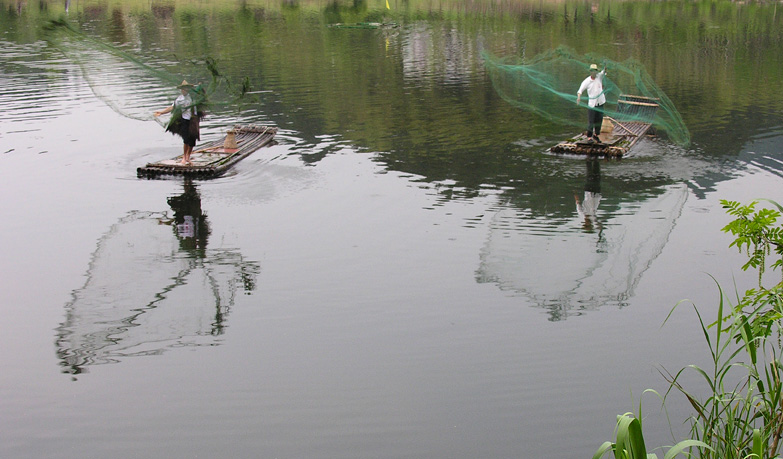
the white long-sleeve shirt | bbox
[577,70,606,107]
[174,93,194,120]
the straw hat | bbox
[177,79,194,89]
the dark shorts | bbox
[167,117,199,147]
[587,104,604,135]
[588,104,604,126]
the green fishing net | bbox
[43,18,251,125]
[483,46,690,146]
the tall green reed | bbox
[593,406,708,459]
[596,199,783,459]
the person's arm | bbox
[154,105,173,117]
[576,79,588,105]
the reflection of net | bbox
[475,185,688,321]
[55,211,259,375]
[483,46,690,146]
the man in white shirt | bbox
[576,64,606,143]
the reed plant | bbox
[596,199,783,459]
[593,408,707,459]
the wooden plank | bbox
[605,116,636,136]
[619,95,660,102]
[618,100,659,107]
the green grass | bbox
[597,199,783,459]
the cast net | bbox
[43,18,254,126]
[483,46,690,146]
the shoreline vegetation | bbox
[598,199,783,459]
[5,0,782,35]
[5,0,782,14]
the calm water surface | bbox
[2,0,783,457]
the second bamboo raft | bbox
[550,95,659,158]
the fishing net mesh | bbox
[43,18,250,126]
[483,46,690,146]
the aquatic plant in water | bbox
[596,199,783,459]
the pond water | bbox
[2,0,783,457]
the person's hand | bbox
[576,95,581,105]
[153,111,161,117]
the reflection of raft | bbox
[138,125,277,178]
[550,95,659,158]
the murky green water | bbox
[2,0,783,457]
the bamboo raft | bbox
[550,95,659,158]
[138,125,277,178]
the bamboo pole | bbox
[618,100,659,107]
[605,116,637,136]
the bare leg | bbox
[180,144,193,165]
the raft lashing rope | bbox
[483,46,690,146]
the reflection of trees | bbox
[11,0,782,197]
[55,181,259,377]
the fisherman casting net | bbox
[483,46,690,146]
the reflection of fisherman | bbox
[166,180,210,252]
[153,80,204,165]
[575,159,602,233]
[576,63,606,144]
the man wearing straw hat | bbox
[154,80,201,165]
[576,63,606,144]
